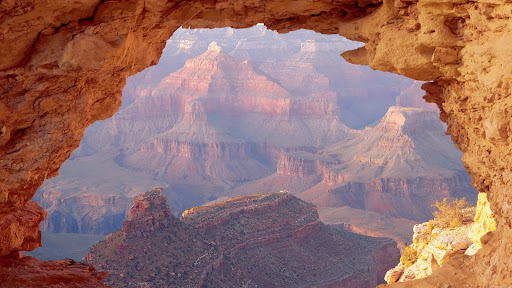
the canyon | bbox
[1,0,511,287]
[86,188,400,287]
[240,103,477,222]
[34,28,475,241]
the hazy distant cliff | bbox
[35,27,475,237]
[237,105,477,221]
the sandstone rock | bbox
[412,223,430,243]
[1,0,512,286]
[385,218,475,284]
[465,192,496,255]
[385,264,405,284]
[0,251,107,288]
[431,47,459,64]
[464,242,480,256]
[0,201,46,256]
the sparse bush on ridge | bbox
[432,197,470,228]
[400,245,418,268]
[399,198,471,268]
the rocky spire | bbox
[122,188,173,239]
[207,41,222,52]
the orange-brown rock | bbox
[1,0,512,286]
[467,193,496,254]
[0,201,45,257]
[122,188,172,239]
[0,251,107,288]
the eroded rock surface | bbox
[386,219,474,283]
[1,0,512,286]
[0,251,107,288]
[87,189,399,287]
[122,188,173,238]
[466,193,496,254]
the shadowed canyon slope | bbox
[86,189,400,287]
[2,0,512,286]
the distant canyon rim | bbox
[1,0,511,287]
[33,26,474,240]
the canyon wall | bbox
[1,0,512,286]
[35,32,372,232]
[254,105,477,222]
[34,191,133,235]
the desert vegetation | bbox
[400,197,472,268]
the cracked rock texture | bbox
[1,0,511,286]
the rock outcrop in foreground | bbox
[1,0,512,286]
[383,193,496,286]
[0,251,106,288]
[87,188,399,287]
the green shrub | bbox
[432,197,470,228]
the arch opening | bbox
[29,26,478,286]
[1,0,511,287]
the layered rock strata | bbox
[248,105,477,221]
[87,189,400,287]
[1,0,511,286]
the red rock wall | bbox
[277,153,341,177]
[141,138,283,163]
[277,154,322,177]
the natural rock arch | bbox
[1,0,511,286]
